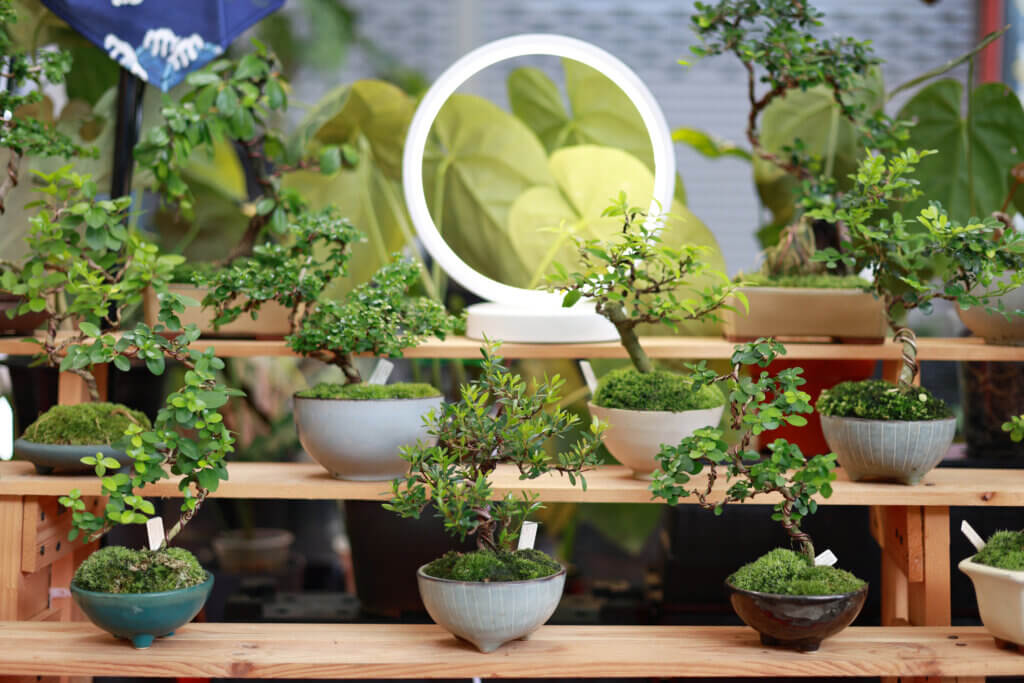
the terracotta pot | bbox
[143,285,293,338]
[960,557,1024,648]
[726,580,868,651]
[723,287,887,342]
[0,292,47,335]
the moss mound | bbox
[74,546,206,593]
[423,549,562,582]
[21,402,151,445]
[728,548,866,596]
[295,382,441,400]
[593,368,725,412]
[739,272,870,289]
[816,379,951,421]
[973,530,1024,571]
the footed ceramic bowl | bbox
[820,415,956,485]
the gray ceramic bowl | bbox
[14,440,130,475]
[820,415,956,485]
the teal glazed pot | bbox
[71,573,213,649]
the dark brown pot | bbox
[725,580,868,651]
[0,293,46,335]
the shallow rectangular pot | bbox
[144,285,293,338]
[723,287,887,342]
[960,557,1024,646]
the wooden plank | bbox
[909,506,952,627]
[870,506,924,583]
[0,624,1020,679]
[0,496,24,620]
[17,566,49,620]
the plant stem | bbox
[893,328,919,389]
[604,302,653,373]
[0,150,21,214]
[885,26,1009,102]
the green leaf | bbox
[215,85,240,117]
[78,321,101,337]
[318,145,342,174]
[672,128,752,161]
[84,207,107,229]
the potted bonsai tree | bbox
[386,340,605,652]
[810,149,1024,484]
[57,323,239,648]
[546,192,734,477]
[203,207,461,480]
[960,528,1024,649]
[651,338,866,651]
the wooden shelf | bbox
[2,334,1024,361]
[0,622,1015,679]
[2,460,1023,506]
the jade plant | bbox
[385,340,606,579]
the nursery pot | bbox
[726,580,868,651]
[71,573,214,649]
[212,528,294,575]
[417,564,566,653]
[293,394,443,481]
[143,284,293,339]
[960,557,1024,647]
[0,292,47,335]
[722,287,887,342]
[956,280,1024,344]
[820,415,956,485]
[13,440,130,475]
[588,402,724,478]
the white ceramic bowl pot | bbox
[417,564,566,653]
[960,557,1024,647]
[819,415,956,485]
[293,394,443,480]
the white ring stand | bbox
[402,34,676,343]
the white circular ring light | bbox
[402,33,676,309]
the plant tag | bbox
[367,359,394,385]
[48,587,70,600]
[517,521,538,550]
[146,517,165,551]
[961,520,986,552]
[0,396,11,461]
[579,361,598,395]
[814,549,838,567]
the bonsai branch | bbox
[0,150,21,214]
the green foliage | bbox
[73,546,206,593]
[973,530,1024,571]
[816,379,952,421]
[1003,416,1024,443]
[295,382,440,400]
[21,402,150,446]
[728,548,865,596]
[651,338,835,558]
[738,272,868,290]
[423,549,562,582]
[593,367,725,412]
[387,340,606,552]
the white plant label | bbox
[146,517,166,551]
[367,359,394,385]
[0,396,11,461]
[814,549,838,567]
[961,520,986,552]
[517,521,538,550]
[579,361,598,395]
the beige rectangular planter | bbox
[143,284,294,338]
[722,287,888,342]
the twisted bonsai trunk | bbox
[893,327,919,389]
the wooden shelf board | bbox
[2,334,1023,361]
[2,460,1023,506]
[0,623,1017,679]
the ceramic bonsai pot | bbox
[293,395,443,480]
[819,415,956,485]
[959,557,1024,647]
[588,402,724,478]
[417,564,566,653]
[726,580,868,651]
[212,528,295,575]
[956,281,1024,345]
[722,287,887,342]
[13,440,130,475]
[0,292,47,335]
[143,284,293,338]
[71,572,214,649]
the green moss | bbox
[73,546,206,593]
[728,548,866,596]
[593,368,725,412]
[816,379,951,421]
[738,272,870,289]
[21,402,151,445]
[423,549,562,582]
[973,530,1024,571]
[295,381,441,400]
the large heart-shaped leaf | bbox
[898,79,1024,222]
[422,93,554,286]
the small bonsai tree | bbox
[385,340,606,575]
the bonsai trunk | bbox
[475,507,498,552]
[604,303,653,373]
[893,328,919,389]
[337,353,362,385]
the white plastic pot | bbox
[960,557,1024,646]
[588,402,725,478]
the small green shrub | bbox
[739,273,870,290]
[728,548,865,596]
[73,546,206,593]
[295,382,440,400]
[423,549,562,582]
[594,367,725,412]
[816,379,951,421]
[21,403,150,445]
[973,530,1024,571]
